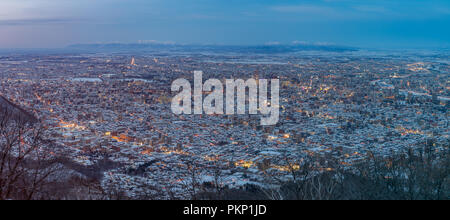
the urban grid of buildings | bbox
[0,51,448,199]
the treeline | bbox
[197,142,449,200]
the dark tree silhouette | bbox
[0,106,58,200]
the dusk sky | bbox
[0,0,449,48]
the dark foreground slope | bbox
[0,95,37,123]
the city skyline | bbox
[0,0,449,49]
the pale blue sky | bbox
[0,0,449,48]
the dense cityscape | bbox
[1,47,448,199]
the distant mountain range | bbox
[67,43,358,54]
